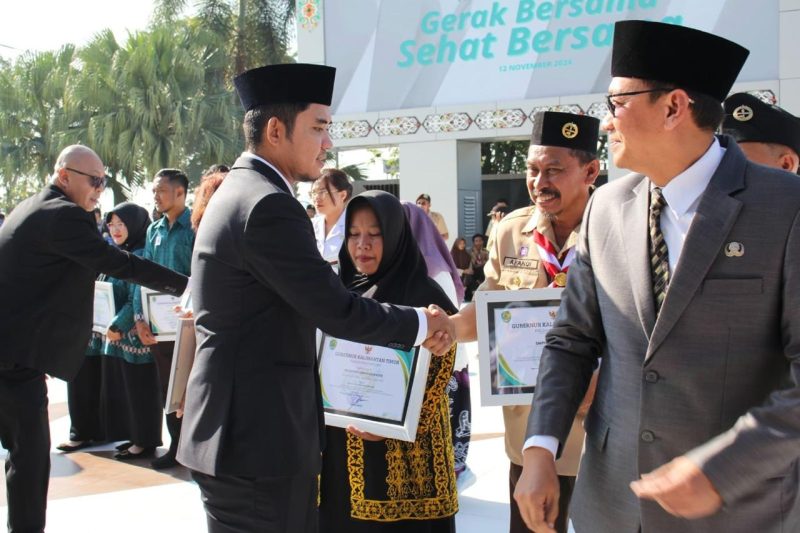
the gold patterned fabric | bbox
[324,344,458,524]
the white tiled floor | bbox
[1,342,573,532]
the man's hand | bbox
[514,447,560,533]
[346,425,386,442]
[630,456,722,519]
[422,304,455,355]
[135,320,158,346]
[105,328,122,342]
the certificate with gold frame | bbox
[475,288,563,406]
[317,334,430,442]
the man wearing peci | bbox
[0,145,188,533]
[177,64,455,533]
[515,21,800,533]
[450,110,601,533]
[722,92,800,174]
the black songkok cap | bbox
[233,63,336,111]
[611,20,749,102]
[723,93,800,156]
[530,111,600,154]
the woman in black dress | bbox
[319,191,459,533]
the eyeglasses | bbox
[65,167,108,189]
[605,88,676,117]
[107,222,126,230]
[310,190,330,199]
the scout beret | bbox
[234,63,336,111]
[530,111,600,154]
[611,20,749,102]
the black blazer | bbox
[0,185,188,379]
[177,155,420,478]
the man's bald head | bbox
[52,145,107,211]
[52,145,103,177]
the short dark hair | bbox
[568,148,598,166]
[472,233,486,242]
[156,168,189,193]
[202,164,229,178]
[643,80,724,132]
[243,102,311,152]
[319,168,353,204]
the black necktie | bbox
[649,187,670,313]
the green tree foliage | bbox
[481,140,529,175]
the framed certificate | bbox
[475,288,563,406]
[141,288,181,341]
[93,281,116,334]
[166,318,197,414]
[317,334,431,442]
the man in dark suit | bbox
[177,64,454,533]
[515,21,800,533]
[0,144,188,533]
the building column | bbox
[399,140,481,247]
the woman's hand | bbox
[346,425,385,442]
[105,327,122,342]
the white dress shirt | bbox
[312,211,346,267]
[523,137,725,460]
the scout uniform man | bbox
[722,92,800,173]
[451,110,601,533]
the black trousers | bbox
[509,462,575,533]
[152,341,181,455]
[0,365,50,533]
[192,470,318,533]
[66,355,103,442]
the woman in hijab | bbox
[319,191,459,532]
[100,203,164,460]
[402,203,472,485]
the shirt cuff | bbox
[522,435,559,461]
[413,308,428,346]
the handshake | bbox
[421,304,458,355]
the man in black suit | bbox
[0,144,188,533]
[177,64,455,533]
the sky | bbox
[1,0,154,60]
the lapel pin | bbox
[724,242,744,257]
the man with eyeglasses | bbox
[515,20,800,533]
[0,144,188,533]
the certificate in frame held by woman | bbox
[475,288,563,406]
[93,281,116,334]
[317,334,431,442]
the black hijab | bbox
[338,191,458,315]
[105,202,151,252]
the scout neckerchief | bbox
[531,217,576,288]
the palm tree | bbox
[153,0,295,74]
[0,46,76,210]
[68,24,241,203]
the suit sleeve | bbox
[242,195,420,348]
[50,205,187,297]
[685,207,800,504]
[526,195,604,455]
[132,227,153,317]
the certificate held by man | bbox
[318,333,431,442]
[475,288,563,406]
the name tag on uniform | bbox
[155,234,162,247]
[503,257,539,270]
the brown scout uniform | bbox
[478,205,586,475]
